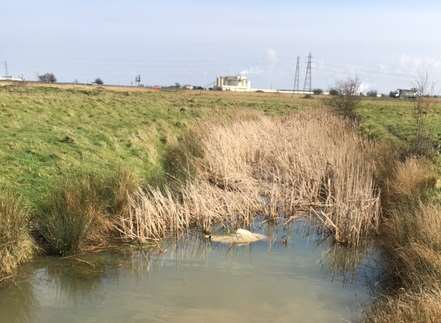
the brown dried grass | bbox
[365,288,441,323]
[0,191,34,280]
[116,110,380,246]
[363,157,441,322]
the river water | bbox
[0,220,380,323]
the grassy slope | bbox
[0,84,311,208]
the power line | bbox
[315,62,416,80]
[303,53,312,92]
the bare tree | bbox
[329,77,362,120]
[366,90,378,97]
[410,72,436,157]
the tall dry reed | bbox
[116,110,380,246]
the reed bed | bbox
[116,110,380,246]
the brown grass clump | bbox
[116,110,380,246]
[363,156,441,322]
[0,191,34,281]
[372,157,439,287]
[365,288,441,323]
[383,203,441,288]
[381,158,436,212]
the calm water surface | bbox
[0,220,381,323]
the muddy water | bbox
[0,220,380,323]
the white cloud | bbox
[359,82,371,94]
[399,54,441,74]
[265,48,279,66]
[239,66,264,76]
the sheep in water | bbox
[205,229,267,244]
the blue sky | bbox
[2,1,441,92]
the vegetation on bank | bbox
[0,84,314,278]
[362,155,441,323]
[1,83,441,323]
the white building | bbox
[215,75,251,92]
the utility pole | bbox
[2,61,9,77]
[135,74,141,87]
[303,52,312,92]
[293,56,300,92]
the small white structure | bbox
[0,75,24,82]
[215,75,251,92]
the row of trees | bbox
[312,87,378,97]
[37,73,103,85]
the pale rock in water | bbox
[208,229,267,244]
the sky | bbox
[1,1,441,92]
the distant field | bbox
[1,82,440,207]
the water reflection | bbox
[0,278,34,323]
[0,219,381,323]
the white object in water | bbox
[209,229,267,244]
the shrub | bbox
[313,88,323,95]
[94,78,104,85]
[0,191,34,280]
[328,78,362,121]
[329,89,339,96]
[366,90,378,97]
[38,73,57,83]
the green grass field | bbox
[357,97,441,144]
[1,83,441,208]
[0,84,315,207]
